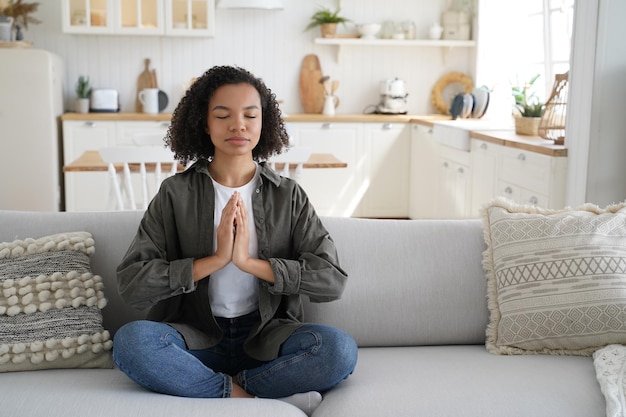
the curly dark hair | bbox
[165,66,290,165]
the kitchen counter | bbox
[60,113,567,156]
[470,130,567,157]
[61,112,450,124]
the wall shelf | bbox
[314,37,476,62]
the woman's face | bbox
[206,83,262,159]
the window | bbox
[476,0,574,113]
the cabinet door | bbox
[62,0,115,34]
[164,0,215,36]
[361,122,410,218]
[437,145,471,218]
[409,123,438,219]
[470,139,500,217]
[116,0,164,35]
[116,120,170,145]
[63,121,116,211]
[288,122,363,217]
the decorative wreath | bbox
[430,72,474,115]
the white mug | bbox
[138,88,159,114]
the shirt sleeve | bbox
[267,184,348,303]
[116,192,196,311]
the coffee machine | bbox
[376,78,408,114]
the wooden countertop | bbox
[63,150,347,172]
[470,130,568,157]
[60,113,566,156]
[61,112,450,124]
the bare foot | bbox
[231,381,253,398]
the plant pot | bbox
[514,116,541,136]
[320,23,337,38]
[75,98,90,114]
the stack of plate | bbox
[449,86,490,119]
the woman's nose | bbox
[230,115,246,131]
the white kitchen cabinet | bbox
[469,138,568,211]
[469,139,498,216]
[287,122,364,217]
[116,120,170,145]
[62,0,215,37]
[496,145,567,208]
[437,144,471,218]
[63,120,116,211]
[409,123,438,219]
[360,122,410,218]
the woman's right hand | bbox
[214,191,239,266]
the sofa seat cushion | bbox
[313,345,605,417]
[0,368,306,417]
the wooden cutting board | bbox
[299,54,326,114]
[136,58,157,112]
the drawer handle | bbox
[517,153,526,161]
[529,196,539,205]
[457,167,464,174]
[480,143,487,150]
[382,123,392,130]
[321,123,332,129]
[504,186,513,194]
[160,122,170,127]
[84,122,95,127]
[443,161,449,168]
[428,128,433,134]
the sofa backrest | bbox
[0,209,146,335]
[304,217,489,347]
[0,211,489,347]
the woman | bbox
[113,66,357,415]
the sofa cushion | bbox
[314,345,604,417]
[0,232,113,372]
[481,198,626,355]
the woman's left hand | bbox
[232,196,250,267]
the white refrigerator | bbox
[0,48,64,211]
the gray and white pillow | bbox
[0,232,113,372]
[481,198,626,356]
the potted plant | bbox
[512,74,545,136]
[75,75,91,114]
[0,0,41,41]
[305,6,350,38]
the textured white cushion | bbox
[0,232,113,372]
[481,198,626,355]
[594,344,626,417]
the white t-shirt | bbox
[208,164,260,318]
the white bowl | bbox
[357,23,381,39]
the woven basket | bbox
[538,72,568,145]
[514,116,541,136]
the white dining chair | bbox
[267,146,312,181]
[99,146,179,211]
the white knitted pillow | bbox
[0,232,113,372]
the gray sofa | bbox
[0,210,606,417]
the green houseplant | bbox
[305,6,350,38]
[74,75,91,113]
[511,74,545,136]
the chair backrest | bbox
[99,146,178,211]
[267,146,312,180]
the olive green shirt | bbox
[116,160,347,361]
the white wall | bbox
[23,0,474,115]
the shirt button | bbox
[255,188,260,193]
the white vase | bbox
[75,98,90,114]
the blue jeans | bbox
[112,311,358,398]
